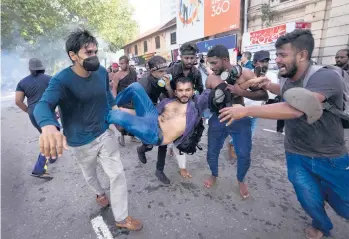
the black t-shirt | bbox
[138,73,168,104]
[16,73,51,113]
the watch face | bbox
[220,71,230,81]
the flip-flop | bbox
[31,173,53,180]
[283,87,323,124]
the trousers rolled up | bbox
[70,129,128,221]
[107,82,162,146]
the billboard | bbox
[177,0,240,44]
[242,22,312,70]
[196,34,237,53]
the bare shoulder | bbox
[241,67,255,80]
[206,74,221,89]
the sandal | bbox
[31,173,53,180]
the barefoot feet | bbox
[238,181,250,199]
[305,227,324,239]
[179,168,192,178]
[204,175,217,188]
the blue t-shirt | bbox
[16,73,51,113]
[34,66,116,146]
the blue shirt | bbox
[16,73,51,114]
[33,66,116,146]
[243,61,254,70]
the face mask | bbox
[220,65,242,85]
[81,56,100,71]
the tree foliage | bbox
[1,0,138,52]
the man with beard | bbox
[335,49,349,75]
[15,58,57,180]
[107,77,210,159]
[112,56,139,146]
[34,29,142,231]
[218,29,349,239]
[204,45,269,199]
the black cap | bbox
[29,58,45,71]
[253,50,270,61]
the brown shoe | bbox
[116,216,143,231]
[96,194,110,208]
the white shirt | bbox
[244,70,278,106]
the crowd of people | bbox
[15,28,349,238]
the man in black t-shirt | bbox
[15,58,57,180]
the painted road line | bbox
[91,215,114,239]
[263,129,285,135]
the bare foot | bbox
[305,227,324,239]
[238,181,250,199]
[179,168,192,178]
[204,176,217,188]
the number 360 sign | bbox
[204,0,240,36]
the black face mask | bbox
[81,56,100,71]
[254,66,268,77]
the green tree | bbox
[1,0,138,51]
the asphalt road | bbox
[1,105,348,239]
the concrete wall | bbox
[247,0,349,64]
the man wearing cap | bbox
[15,58,57,180]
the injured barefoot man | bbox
[107,78,210,159]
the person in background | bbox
[112,56,139,146]
[137,68,144,80]
[15,58,57,180]
[335,49,349,74]
[240,51,254,70]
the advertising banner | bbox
[196,34,237,53]
[177,0,240,44]
[242,22,312,69]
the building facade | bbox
[123,18,178,65]
[247,0,349,64]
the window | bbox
[170,32,176,45]
[134,45,138,56]
[126,47,130,54]
[143,41,148,53]
[155,36,160,49]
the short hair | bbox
[243,51,252,60]
[119,55,129,63]
[207,44,230,60]
[337,49,349,57]
[180,42,199,55]
[147,55,167,70]
[66,29,98,62]
[30,70,45,76]
[175,77,193,88]
[275,29,314,60]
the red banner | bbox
[249,24,287,45]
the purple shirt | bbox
[156,89,211,146]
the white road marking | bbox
[91,215,114,239]
[263,129,285,135]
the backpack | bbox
[280,65,349,128]
[176,99,205,155]
[208,82,233,113]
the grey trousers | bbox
[70,129,128,221]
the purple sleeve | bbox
[194,89,211,113]
[156,98,170,114]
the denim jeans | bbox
[230,117,257,145]
[107,82,162,145]
[286,152,349,236]
[207,114,252,182]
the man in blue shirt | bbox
[15,58,56,180]
[240,51,254,70]
[33,29,142,231]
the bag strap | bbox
[302,65,324,87]
[323,102,349,120]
